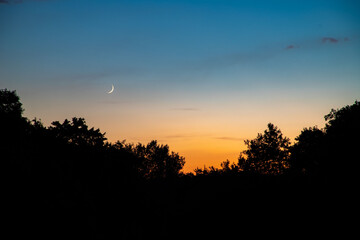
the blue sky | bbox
[1,0,359,171]
[1,1,359,82]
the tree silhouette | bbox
[324,100,360,132]
[238,123,291,175]
[323,100,360,182]
[290,127,326,176]
[132,140,185,179]
[49,117,107,148]
[0,89,29,160]
[0,88,23,117]
[289,100,360,183]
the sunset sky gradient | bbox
[1,0,359,171]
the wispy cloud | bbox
[97,100,125,105]
[164,133,211,139]
[164,134,193,139]
[285,36,352,50]
[169,108,200,111]
[214,137,245,141]
[0,0,51,4]
[190,35,353,71]
[189,49,277,71]
[1,0,25,3]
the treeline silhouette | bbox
[2,88,359,239]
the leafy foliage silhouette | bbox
[50,117,107,147]
[194,159,239,176]
[291,126,326,176]
[238,123,291,175]
[0,89,27,151]
[323,100,360,183]
[134,140,185,179]
[0,88,23,117]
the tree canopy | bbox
[0,88,23,117]
[238,123,291,175]
[114,140,185,179]
[290,127,325,175]
[49,117,107,148]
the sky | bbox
[1,0,359,172]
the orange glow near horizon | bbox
[105,133,246,173]
[101,108,328,173]
[21,86,349,173]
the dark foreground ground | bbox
[6,174,355,239]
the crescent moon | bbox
[107,84,114,94]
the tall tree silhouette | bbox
[238,123,291,175]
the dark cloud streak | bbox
[189,35,352,71]
[0,0,50,4]
[322,37,339,44]
[285,45,300,50]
